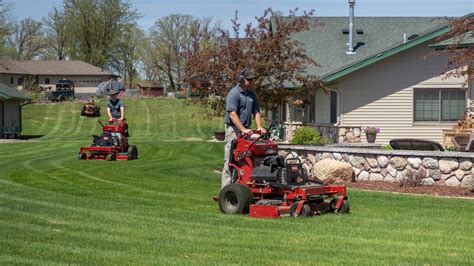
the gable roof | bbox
[137,81,164,89]
[0,60,118,77]
[273,16,458,83]
[0,83,31,100]
[429,31,474,49]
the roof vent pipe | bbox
[346,0,356,55]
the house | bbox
[274,14,472,145]
[0,60,118,96]
[0,83,31,139]
[137,81,165,97]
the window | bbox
[45,78,50,84]
[10,77,13,84]
[18,77,23,85]
[414,89,465,122]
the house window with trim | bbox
[414,88,465,122]
[45,78,50,84]
[10,77,13,84]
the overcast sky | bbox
[9,0,474,31]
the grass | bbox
[1,98,473,265]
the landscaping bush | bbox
[381,144,393,150]
[290,126,321,144]
[399,170,424,187]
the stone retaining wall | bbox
[283,122,361,143]
[279,145,474,188]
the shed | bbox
[0,83,31,139]
[137,82,164,97]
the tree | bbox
[6,18,45,60]
[62,0,139,68]
[138,36,160,82]
[186,8,322,115]
[430,15,473,85]
[110,24,144,89]
[149,14,220,92]
[0,0,12,58]
[42,7,68,60]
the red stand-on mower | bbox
[216,131,349,218]
[78,119,138,161]
[80,101,101,117]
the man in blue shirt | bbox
[221,69,267,189]
[106,88,124,121]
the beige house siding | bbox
[339,42,467,145]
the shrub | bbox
[290,127,321,145]
[381,144,393,150]
[399,170,424,187]
[446,146,458,152]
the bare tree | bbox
[42,7,68,60]
[138,36,160,82]
[149,14,220,92]
[6,18,45,60]
[110,24,144,89]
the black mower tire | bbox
[218,183,254,214]
[290,202,311,217]
[127,145,138,160]
[78,153,86,160]
[106,154,116,161]
[330,199,350,214]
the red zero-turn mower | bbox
[80,102,101,117]
[216,131,349,218]
[78,119,138,161]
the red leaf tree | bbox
[185,8,323,116]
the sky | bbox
[8,0,474,32]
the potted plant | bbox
[364,126,380,143]
[214,130,225,141]
[293,99,307,112]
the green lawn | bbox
[1,98,473,265]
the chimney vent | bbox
[346,0,356,55]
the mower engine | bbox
[217,130,349,218]
[78,119,138,161]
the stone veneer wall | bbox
[279,144,474,188]
[283,122,361,143]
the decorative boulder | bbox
[313,159,354,184]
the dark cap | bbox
[240,69,255,80]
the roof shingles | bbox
[0,60,117,76]
[272,16,451,82]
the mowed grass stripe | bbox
[1,98,472,264]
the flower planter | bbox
[214,131,225,141]
[366,133,377,143]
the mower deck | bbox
[217,130,349,218]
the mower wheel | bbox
[127,145,138,160]
[106,154,116,161]
[78,153,86,160]
[218,183,254,214]
[330,199,350,214]
[290,202,311,217]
